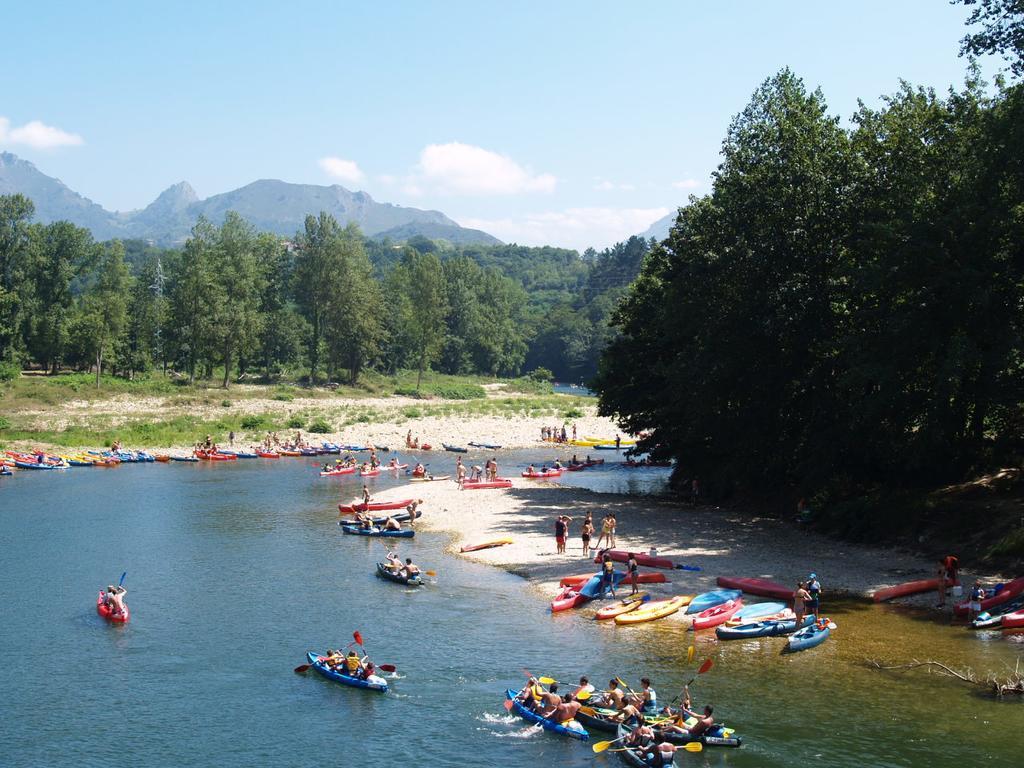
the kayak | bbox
[615,595,693,625]
[872,577,957,602]
[321,466,357,476]
[279,449,302,456]
[686,589,743,614]
[360,469,381,477]
[221,450,258,458]
[594,550,701,572]
[468,442,501,449]
[341,525,414,538]
[593,444,621,450]
[970,599,1024,629]
[954,577,1024,616]
[717,614,814,640]
[522,468,562,478]
[96,591,129,623]
[585,436,636,445]
[786,620,833,652]
[443,443,468,453]
[730,601,788,621]
[1001,609,1024,628]
[306,652,388,692]
[560,571,668,588]
[196,451,236,461]
[375,562,423,586]
[716,576,792,601]
[411,474,452,482]
[552,572,626,611]
[619,720,742,751]
[256,451,279,458]
[462,479,512,489]
[594,593,650,620]
[691,598,744,630]
[338,499,415,515]
[170,455,199,462]
[14,460,56,470]
[504,689,588,741]
[154,455,170,463]
[460,538,513,553]
[339,509,420,527]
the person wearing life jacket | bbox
[635,677,657,713]
[345,651,364,678]
[516,677,544,711]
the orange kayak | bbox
[594,593,649,620]
[615,594,693,625]
[460,538,513,553]
[872,578,956,602]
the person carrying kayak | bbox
[104,584,128,617]
[600,553,617,598]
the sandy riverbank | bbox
[353,476,1009,618]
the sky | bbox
[0,0,1005,251]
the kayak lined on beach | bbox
[872,578,958,602]
[716,614,813,640]
[560,571,668,588]
[594,592,650,620]
[686,590,743,614]
[691,598,744,630]
[306,652,388,692]
[504,689,589,741]
[468,441,501,449]
[615,594,693,625]
[552,572,626,612]
[786,619,835,652]
[461,478,512,489]
[460,538,513,553]
[953,576,1024,616]
[715,576,792,601]
[595,550,701,572]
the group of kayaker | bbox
[383,549,421,581]
[322,648,376,680]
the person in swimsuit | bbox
[575,676,595,696]
[581,514,594,558]
[596,514,613,550]
[793,581,811,629]
[608,514,617,548]
[555,515,571,554]
[105,584,127,616]
[552,694,582,725]
[361,485,371,505]
[537,683,562,718]
[628,553,640,595]
[383,516,401,531]
[969,580,985,620]
[402,558,420,581]
[601,553,617,597]
[806,572,821,619]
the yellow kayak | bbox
[585,436,637,445]
[615,594,694,625]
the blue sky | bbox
[0,1,1002,250]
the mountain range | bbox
[0,152,500,246]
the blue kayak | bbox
[14,461,55,470]
[468,441,502,449]
[716,614,813,640]
[341,525,414,538]
[170,455,199,462]
[579,570,626,598]
[786,620,832,652]
[732,601,787,621]
[686,589,743,614]
[443,443,468,453]
[504,689,588,741]
[221,450,258,458]
[307,652,388,692]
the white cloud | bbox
[418,142,556,195]
[594,180,636,191]
[0,117,84,149]
[672,178,701,190]
[318,156,365,185]
[460,207,670,251]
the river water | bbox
[1,451,1020,768]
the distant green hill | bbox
[0,152,500,246]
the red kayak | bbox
[523,468,562,478]
[462,479,512,490]
[551,587,587,612]
[691,598,744,630]
[593,550,676,570]
[716,576,793,601]
[96,591,129,623]
[196,451,236,461]
[338,499,415,515]
[360,469,381,477]
[559,572,668,588]
[1001,609,1024,628]
[321,466,357,476]
[954,576,1024,617]
[872,578,958,602]
[256,451,279,458]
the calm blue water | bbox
[1,452,1020,768]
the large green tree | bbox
[78,240,131,388]
[387,249,448,390]
[0,194,35,363]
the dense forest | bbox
[0,198,651,387]
[595,1,1024,504]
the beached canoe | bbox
[691,598,744,630]
[279,449,302,456]
[14,460,56,470]
[504,689,588,741]
[970,600,1024,629]
[786,620,833,652]
[954,577,1024,616]
[560,571,668,588]
[442,443,468,453]
[594,549,701,572]
[1001,609,1024,628]
[716,614,814,640]
[687,590,743,615]
[375,562,423,586]
[306,652,388,692]
[341,525,414,538]
[615,595,693,625]
[338,499,415,515]
[411,474,452,482]
[468,441,502,449]
[256,451,279,458]
[730,601,788,622]
[460,538,513,553]
[594,593,649,620]
[872,578,958,602]
[715,576,792,601]
[170,455,199,462]
[96,591,129,623]
[552,572,626,611]
[196,451,236,461]
[461,479,512,489]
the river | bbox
[1,452,1020,767]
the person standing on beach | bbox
[807,573,821,619]
[595,514,613,551]
[968,580,985,620]
[793,581,811,629]
[488,457,498,481]
[572,423,577,441]
[455,457,466,486]
[581,513,594,557]
[936,559,950,607]
[555,515,572,554]
[601,553,617,597]
[229,430,235,447]
[608,514,618,548]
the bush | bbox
[240,415,268,430]
[286,416,305,429]
[0,416,9,430]
[272,389,295,402]
[0,362,19,382]
[220,399,232,408]
[527,367,553,382]
[562,407,584,419]
[394,386,425,398]
[308,417,332,434]
[429,383,486,400]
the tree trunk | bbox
[416,349,425,392]
[95,349,102,389]
[222,347,231,389]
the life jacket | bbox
[346,655,360,673]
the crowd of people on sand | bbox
[541,423,577,443]
[553,512,617,558]
[454,456,500,486]
[516,674,717,755]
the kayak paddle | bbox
[294,664,311,674]
[377,664,396,673]
[609,743,703,754]
[687,645,695,664]
[118,571,127,587]
[685,657,714,686]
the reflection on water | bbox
[1,453,1021,768]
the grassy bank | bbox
[0,370,589,451]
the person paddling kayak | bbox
[104,584,128,617]
[402,558,420,581]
